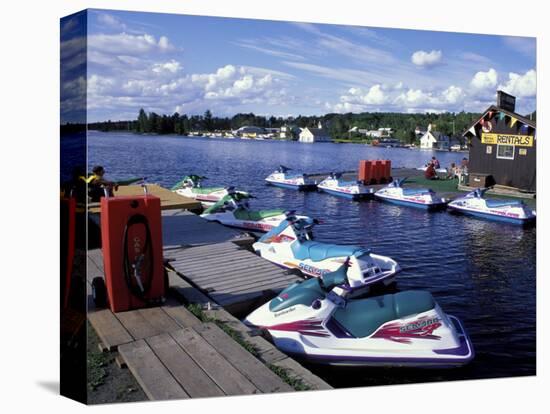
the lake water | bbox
[89,131,536,387]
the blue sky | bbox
[76,9,536,122]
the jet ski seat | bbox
[485,199,523,208]
[291,241,370,262]
[234,208,285,221]
[332,291,436,338]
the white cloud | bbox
[88,32,176,55]
[442,85,464,104]
[341,84,387,105]
[498,69,536,98]
[88,63,292,119]
[97,13,127,31]
[470,68,498,90]
[152,60,181,74]
[411,50,442,67]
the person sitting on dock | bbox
[88,165,117,201]
[424,163,438,180]
[430,156,441,169]
[447,163,458,179]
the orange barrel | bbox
[358,160,368,182]
[100,194,165,312]
[385,159,392,181]
[372,160,383,184]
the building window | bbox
[496,144,515,160]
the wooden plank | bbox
[170,328,259,396]
[178,257,278,276]
[204,275,298,294]
[161,298,202,329]
[198,270,294,290]
[195,323,293,393]
[165,242,239,257]
[170,250,252,267]
[197,264,289,282]
[88,184,201,214]
[118,339,189,401]
[87,308,134,350]
[146,333,225,398]
[115,310,162,340]
[171,251,251,268]
[137,307,182,333]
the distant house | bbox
[280,125,300,140]
[420,124,449,149]
[234,125,266,138]
[349,127,393,138]
[298,121,332,143]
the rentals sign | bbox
[481,132,534,147]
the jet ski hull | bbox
[266,179,317,191]
[375,193,447,210]
[448,204,536,225]
[318,186,373,200]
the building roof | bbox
[462,104,536,137]
[303,127,330,137]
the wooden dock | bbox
[87,249,295,400]
[88,184,202,214]
[165,242,302,314]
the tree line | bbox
[87,108,488,143]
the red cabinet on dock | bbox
[358,159,391,184]
[100,195,165,312]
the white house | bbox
[420,124,450,149]
[298,121,332,143]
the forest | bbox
[87,108,491,143]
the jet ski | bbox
[447,188,536,225]
[265,165,317,191]
[317,172,374,200]
[253,213,399,294]
[244,261,474,368]
[374,178,447,210]
[171,175,248,204]
[200,189,310,232]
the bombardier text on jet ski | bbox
[447,188,536,225]
[374,178,447,210]
[244,261,474,368]
[265,165,318,190]
[317,172,374,200]
[253,213,399,294]
[200,189,310,232]
[171,175,247,204]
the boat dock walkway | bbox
[86,185,330,400]
[164,241,302,314]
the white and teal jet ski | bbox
[171,174,248,205]
[253,213,399,295]
[448,188,536,226]
[317,172,374,200]
[244,261,474,368]
[374,178,447,210]
[200,189,310,232]
[265,165,318,190]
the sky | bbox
[62,9,537,123]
